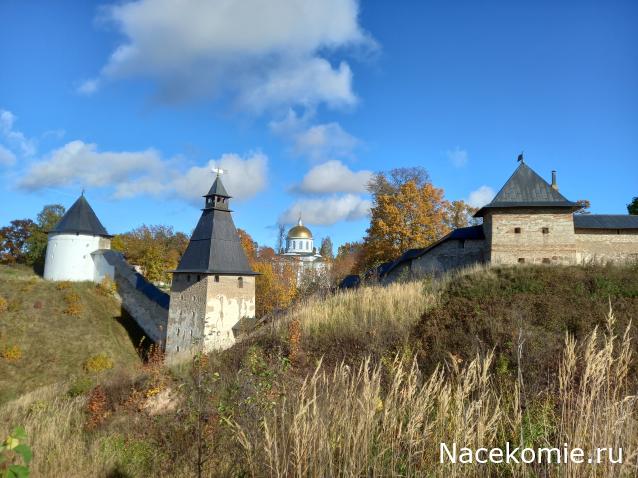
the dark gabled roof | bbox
[382,225,485,277]
[338,274,361,289]
[50,194,110,237]
[206,175,230,198]
[174,175,256,275]
[574,214,638,229]
[474,162,578,217]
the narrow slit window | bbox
[542,227,549,234]
[214,275,220,282]
[238,277,244,288]
[514,227,521,234]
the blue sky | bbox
[1,0,637,249]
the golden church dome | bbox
[287,218,312,239]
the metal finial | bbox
[517,152,524,163]
[211,167,226,177]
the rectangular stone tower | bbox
[165,174,257,358]
[474,162,581,265]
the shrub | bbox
[67,376,95,397]
[95,277,116,297]
[0,296,7,314]
[55,281,72,291]
[0,426,32,477]
[2,345,22,362]
[63,292,82,317]
[84,354,114,373]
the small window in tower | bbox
[518,258,525,264]
[459,240,466,249]
[238,277,244,288]
[514,227,521,234]
[542,227,549,234]
[197,274,201,281]
[214,275,220,282]
[187,274,191,282]
[542,258,551,264]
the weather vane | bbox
[211,167,227,177]
[517,151,524,163]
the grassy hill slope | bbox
[0,265,141,403]
[1,264,637,477]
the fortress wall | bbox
[93,250,169,345]
[410,239,486,277]
[486,209,576,265]
[575,229,638,264]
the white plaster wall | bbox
[44,233,102,281]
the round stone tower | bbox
[43,193,112,281]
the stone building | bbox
[277,217,327,284]
[165,174,257,356]
[43,193,113,282]
[382,160,638,281]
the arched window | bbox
[238,277,244,289]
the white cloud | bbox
[19,140,164,190]
[0,145,16,166]
[90,0,373,111]
[169,152,268,202]
[0,109,36,157]
[77,79,100,95]
[19,140,267,203]
[446,147,468,168]
[279,194,370,225]
[270,109,359,162]
[294,160,371,194]
[467,185,495,208]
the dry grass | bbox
[259,280,438,361]
[234,306,638,478]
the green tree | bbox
[575,199,591,215]
[319,237,334,259]
[25,204,65,272]
[628,197,638,215]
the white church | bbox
[277,217,328,283]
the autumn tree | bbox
[25,204,66,271]
[0,219,36,264]
[628,197,638,215]
[319,237,334,259]
[113,225,189,284]
[331,241,362,285]
[237,229,297,317]
[446,200,478,228]
[358,170,450,272]
[575,199,591,215]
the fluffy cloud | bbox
[467,185,495,208]
[87,0,373,111]
[0,109,36,157]
[279,194,370,225]
[0,145,16,166]
[19,141,267,202]
[270,109,359,162]
[168,153,268,202]
[19,140,164,190]
[446,147,468,168]
[294,160,371,194]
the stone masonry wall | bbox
[93,250,169,345]
[410,239,485,277]
[486,209,577,265]
[166,273,208,357]
[575,229,638,264]
[203,275,256,353]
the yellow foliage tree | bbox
[359,179,451,271]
